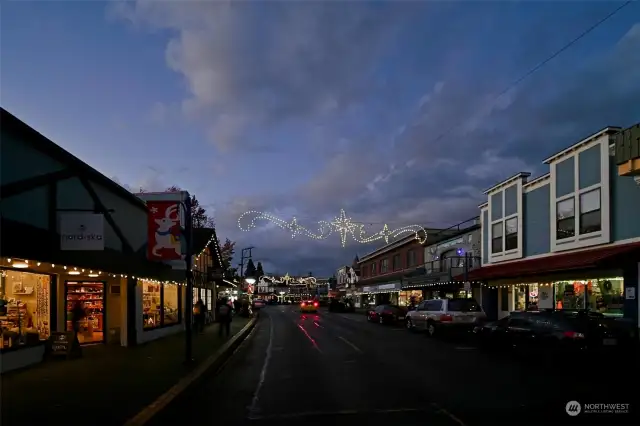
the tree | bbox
[244,258,256,278]
[165,186,215,228]
[219,238,236,269]
[255,261,264,279]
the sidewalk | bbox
[1,318,251,426]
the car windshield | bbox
[447,299,482,312]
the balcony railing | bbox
[615,124,640,177]
[423,256,481,277]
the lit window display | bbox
[164,285,179,325]
[555,278,624,316]
[514,284,540,311]
[141,281,183,329]
[399,290,423,307]
[206,289,212,311]
[0,270,51,348]
[142,281,161,329]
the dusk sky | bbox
[2,1,639,276]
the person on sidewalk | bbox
[217,298,232,337]
[70,300,87,353]
[193,299,206,333]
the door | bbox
[65,281,106,345]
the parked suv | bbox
[405,298,486,337]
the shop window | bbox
[491,222,503,253]
[505,217,518,251]
[579,189,601,235]
[206,289,212,311]
[66,281,105,344]
[0,270,51,348]
[556,198,575,240]
[392,254,401,271]
[381,259,389,273]
[141,281,182,330]
[398,290,423,307]
[370,262,377,276]
[142,281,162,329]
[406,250,416,267]
[163,285,180,325]
[554,278,624,315]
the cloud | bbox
[148,101,168,124]
[110,1,640,275]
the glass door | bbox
[65,281,106,344]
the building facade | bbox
[468,125,640,327]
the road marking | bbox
[338,336,363,354]
[313,321,324,328]
[248,316,274,416]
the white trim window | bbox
[579,188,601,235]
[505,217,518,251]
[549,135,611,252]
[491,222,503,254]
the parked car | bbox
[473,310,638,357]
[367,304,407,325]
[405,298,486,337]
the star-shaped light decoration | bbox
[331,209,357,247]
[288,217,304,238]
[379,223,394,244]
[282,273,291,285]
[150,207,158,214]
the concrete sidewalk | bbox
[1,318,251,426]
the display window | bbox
[554,278,624,316]
[206,289,212,311]
[66,281,105,344]
[0,269,51,349]
[163,284,180,325]
[399,290,424,306]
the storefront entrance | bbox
[65,281,106,345]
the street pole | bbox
[183,195,194,364]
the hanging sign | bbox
[147,201,184,261]
[60,213,104,251]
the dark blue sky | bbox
[2,1,639,275]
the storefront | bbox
[360,282,402,306]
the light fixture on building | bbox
[88,273,99,277]
[12,260,29,268]
[69,267,81,276]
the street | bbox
[149,306,638,426]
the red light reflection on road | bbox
[297,324,322,353]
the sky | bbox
[2,0,639,276]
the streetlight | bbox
[245,277,256,285]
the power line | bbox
[418,0,634,148]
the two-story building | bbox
[464,125,640,327]
[357,230,438,308]
[402,218,482,303]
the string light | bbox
[0,257,184,286]
[238,209,427,247]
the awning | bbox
[457,242,640,282]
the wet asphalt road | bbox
[148,306,638,426]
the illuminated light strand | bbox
[239,209,427,248]
[258,274,317,286]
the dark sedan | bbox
[367,304,408,325]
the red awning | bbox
[459,242,640,282]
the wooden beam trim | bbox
[1,169,75,199]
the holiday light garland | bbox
[238,209,427,247]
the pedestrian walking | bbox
[193,299,206,333]
[70,300,87,354]
[217,298,232,337]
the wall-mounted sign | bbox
[147,200,184,261]
[378,282,401,291]
[625,287,635,300]
[436,237,464,252]
[60,213,104,251]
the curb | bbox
[122,316,259,426]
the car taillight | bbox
[301,302,306,307]
[313,302,318,307]
[440,314,453,322]
[563,331,585,339]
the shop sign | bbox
[146,200,184,262]
[378,282,401,291]
[49,331,81,358]
[436,237,464,252]
[60,213,104,251]
[362,286,377,293]
[625,287,635,300]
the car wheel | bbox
[367,314,371,322]
[427,321,436,337]
[406,318,413,331]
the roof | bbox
[543,126,620,164]
[457,242,640,282]
[1,108,149,212]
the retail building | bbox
[0,108,226,372]
[464,125,640,326]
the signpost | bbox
[49,331,81,359]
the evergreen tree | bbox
[255,261,265,279]
[244,258,257,279]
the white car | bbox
[252,299,266,310]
